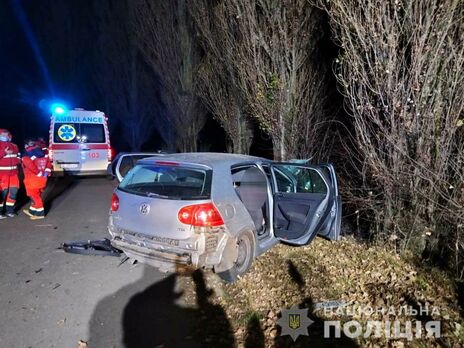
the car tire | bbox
[218,231,255,283]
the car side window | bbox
[119,156,134,178]
[309,170,327,194]
[272,165,327,194]
[274,169,295,193]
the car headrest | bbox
[240,167,267,185]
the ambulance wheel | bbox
[217,231,255,283]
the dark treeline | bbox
[16,0,464,277]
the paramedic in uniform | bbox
[22,139,52,219]
[0,129,20,219]
[36,137,49,155]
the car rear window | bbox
[53,123,106,143]
[118,165,212,200]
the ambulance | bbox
[49,108,112,176]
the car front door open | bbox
[270,163,340,245]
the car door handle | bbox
[81,148,91,151]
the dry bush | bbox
[322,0,464,276]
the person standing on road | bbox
[22,139,52,220]
[0,129,20,219]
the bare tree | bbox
[195,55,254,154]
[94,0,175,151]
[322,0,464,274]
[135,0,207,152]
[189,2,254,154]
[190,0,334,160]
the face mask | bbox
[0,135,9,142]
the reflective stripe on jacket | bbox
[0,142,20,176]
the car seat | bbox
[235,167,268,234]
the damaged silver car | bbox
[108,153,341,282]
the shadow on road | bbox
[88,267,235,348]
[43,176,76,214]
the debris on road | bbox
[62,238,122,257]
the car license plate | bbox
[61,163,78,169]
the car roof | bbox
[138,152,267,168]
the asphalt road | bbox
[0,177,193,348]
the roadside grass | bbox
[211,237,464,347]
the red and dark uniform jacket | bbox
[0,142,20,176]
[22,149,52,180]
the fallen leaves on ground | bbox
[188,236,463,347]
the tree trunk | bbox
[230,107,253,154]
[272,139,285,161]
[272,115,286,160]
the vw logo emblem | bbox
[140,203,150,215]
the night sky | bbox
[0,1,111,149]
[0,0,273,156]
[0,0,47,145]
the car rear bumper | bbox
[111,238,192,266]
[53,168,109,176]
[108,227,230,272]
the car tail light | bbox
[111,193,119,212]
[108,147,114,161]
[178,203,224,227]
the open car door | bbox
[270,163,341,245]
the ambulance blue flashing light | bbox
[51,103,67,115]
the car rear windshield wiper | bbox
[146,192,170,199]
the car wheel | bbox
[218,231,255,283]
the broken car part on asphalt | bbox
[62,238,122,257]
